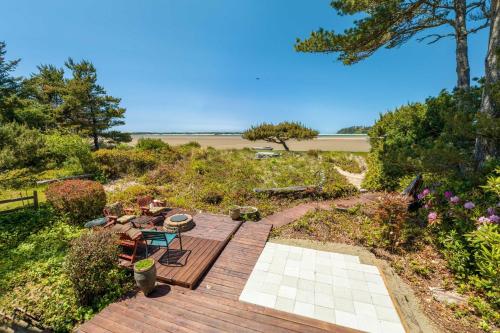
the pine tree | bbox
[0,41,21,123]
[295,0,491,90]
[62,58,126,149]
[242,122,319,151]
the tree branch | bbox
[417,32,455,43]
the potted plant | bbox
[228,205,241,220]
[133,258,156,296]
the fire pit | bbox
[164,213,195,232]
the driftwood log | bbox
[253,185,321,195]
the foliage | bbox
[295,0,489,88]
[45,132,95,173]
[136,137,170,151]
[324,152,363,173]
[134,258,154,272]
[371,194,411,251]
[93,148,158,179]
[363,88,485,191]
[0,41,21,122]
[242,121,319,151]
[0,122,47,171]
[104,147,355,217]
[0,208,131,332]
[65,230,126,306]
[46,180,106,224]
[336,126,371,134]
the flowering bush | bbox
[417,168,500,308]
[46,179,106,224]
[372,194,411,251]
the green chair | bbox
[141,229,183,264]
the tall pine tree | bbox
[62,58,126,149]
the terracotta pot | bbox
[134,260,157,296]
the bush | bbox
[142,164,176,185]
[0,122,47,171]
[45,133,95,173]
[46,179,106,224]
[372,193,410,251]
[65,230,126,306]
[136,137,170,151]
[93,148,158,178]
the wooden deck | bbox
[121,213,241,289]
[78,221,361,333]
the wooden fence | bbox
[0,191,38,215]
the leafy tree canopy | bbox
[337,125,372,134]
[242,121,319,151]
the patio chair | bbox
[137,195,168,216]
[103,202,136,225]
[141,229,183,265]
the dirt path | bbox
[334,156,367,190]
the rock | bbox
[429,287,466,305]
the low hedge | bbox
[46,179,106,224]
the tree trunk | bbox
[93,132,99,150]
[474,0,499,166]
[280,140,290,151]
[454,0,471,90]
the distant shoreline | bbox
[130,134,371,152]
[129,132,368,137]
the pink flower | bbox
[487,207,496,216]
[450,196,460,204]
[428,212,438,224]
[489,215,499,223]
[444,191,453,199]
[477,216,491,224]
[464,202,475,210]
[422,188,430,196]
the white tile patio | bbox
[239,242,406,333]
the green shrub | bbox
[93,148,158,178]
[136,137,170,151]
[0,122,47,171]
[46,180,106,224]
[142,164,176,185]
[45,133,95,173]
[65,230,126,306]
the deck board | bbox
[79,219,361,333]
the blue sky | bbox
[1,0,488,133]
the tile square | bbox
[347,269,365,281]
[379,320,406,333]
[294,301,315,317]
[275,297,295,312]
[314,306,336,324]
[296,289,315,303]
[367,282,389,295]
[314,293,334,308]
[335,310,357,329]
[278,285,297,300]
[314,282,332,294]
[333,276,350,288]
[284,265,300,277]
[334,296,355,313]
[365,272,385,284]
[333,286,352,300]
[268,262,286,274]
[299,269,315,281]
[265,272,283,285]
[315,272,333,284]
[315,264,331,274]
[350,280,369,292]
[375,306,400,322]
[298,278,315,291]
[240,290,276,308]
[356,315,382,333]
[359,264,380,274]
[331,267,348,278]
[259,282,280,295]
[354,301,377,318]
[371,294,393,307]
[342,254,361,263]
[288,251,302,261]
[282,275,298,288]
[352,289,372,304]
